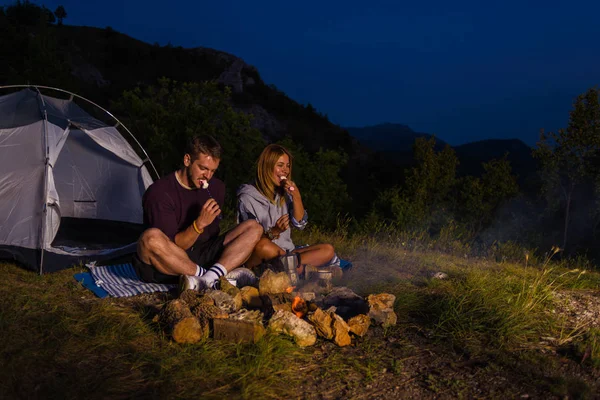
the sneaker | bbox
[178,274,218,294]
[224,267,258,288]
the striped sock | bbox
[195,265,206,276]
[199,263,227,287]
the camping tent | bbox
[0,86,156,273]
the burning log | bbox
[261,292,293,318]
[157,299,204,344]
[291,296,308,319]
[268,310,317,347]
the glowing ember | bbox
[291,296,307,319]
[285,286,295,294]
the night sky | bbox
[21,0,600,146]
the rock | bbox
[367,293,396,309]
[268,310,317,347]
[431,271,449,280]
[323,287,369,319]
[240,286,262,308]
[348,314,371,337]
[331,313,352,347]
[259,269,292,295]
[370,309,397,327]
[367,294,397,327]
[206,290,238,313]
[307,308,334,339]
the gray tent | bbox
[0,86,156,273]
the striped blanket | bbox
[86,262,176,297]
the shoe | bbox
[224,267,258,288]
[178,274,218,294]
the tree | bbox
[5,0,54,26]
[533,88,600,251]
[458,155,519,232]
[112,78,266,210]
[54,5,66,25]
[404,137,459,229]
[370,137,459,230]
[276,138,351,229]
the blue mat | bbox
[340,259,353,271]
[74,272,110,298]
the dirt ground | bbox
[117,270,600,399]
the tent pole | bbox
[32,87,50,275]
[0,84,160,180]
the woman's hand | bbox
[282,178,300,198]
[271,214,290,237]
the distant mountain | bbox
[453,138,537,182]
[346,123,536,184]
[346,123,448,152]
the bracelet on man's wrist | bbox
[193,220,204,235]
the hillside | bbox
[0,11,537,216]
[346,123,448,152]
[346,124,536,182]
[454,138,537,182]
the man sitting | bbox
[134,134,262,291]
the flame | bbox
[285,286,295,294]
[291,296,307,319]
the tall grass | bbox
[2,219,600,398]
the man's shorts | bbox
[133,235,226,284]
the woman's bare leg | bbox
[245,237,286,269]
[293,243,335,268]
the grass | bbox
[2,227,600,398]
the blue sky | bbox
[18,0,600,146]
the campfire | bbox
[155,266,397,347]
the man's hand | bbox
[271,214,290,237]
[195,198,221,230]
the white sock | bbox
[195,265,206,276]
[200,263,227,285]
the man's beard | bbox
[187,168,200,189]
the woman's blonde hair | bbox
[255,144,293,206]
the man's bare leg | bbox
[137,228,197,275]
[218,220,264,272]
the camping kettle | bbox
[280,252,299,285]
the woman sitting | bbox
[236,144,340,275]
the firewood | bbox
[157,299,204,344]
